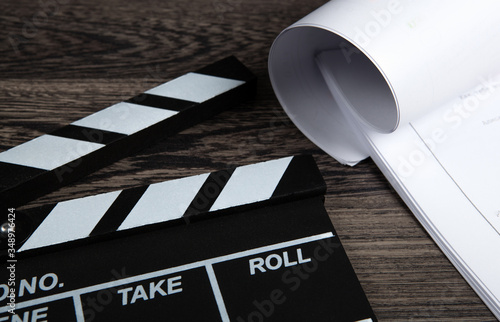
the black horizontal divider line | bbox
[0,56,256,208]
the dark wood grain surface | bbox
[0,0,496,320]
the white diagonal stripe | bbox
[0,135,104,171]
[19,190,121,252]
[209,157,293,211]
[146,72,244,103]
[118,173,210,231]
[72,102,178,135]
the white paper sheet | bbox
[269,0,500,318]
[318,57,500,316]
[411,81,500,236]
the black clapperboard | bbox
[0,57,377,321]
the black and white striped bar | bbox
[0,56,256,207]
[14,155,325,254]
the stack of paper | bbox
[269,0,500,318]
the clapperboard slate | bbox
[0,57,376,321]
[1,156,376,321]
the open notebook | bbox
[269,0,500,318]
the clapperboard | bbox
[0,58,377,321]
[0,56,256,208]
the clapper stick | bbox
[0,56,256,207]
[12,155,325,255]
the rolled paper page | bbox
[268,0,500,165]
[0,56,256,207]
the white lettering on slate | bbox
[0,307,48,322]
[117,276,182,306]
[249,248,311,275]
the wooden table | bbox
[1,0,496,320]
